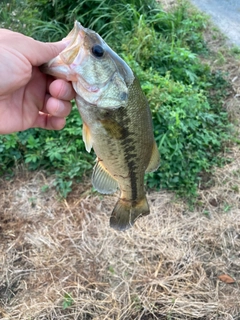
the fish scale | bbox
[41,21,160,231]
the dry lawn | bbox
[1,2,240,320]
[0,163,240,320]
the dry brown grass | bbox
[0,161,240,320]
[1,1,240,319]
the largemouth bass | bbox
[41,21,160,231]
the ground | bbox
[1,2,240,320]
[1,156,240,319]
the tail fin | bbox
[110,196,150,231]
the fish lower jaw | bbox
[85,85,99,93]
[73,81,106,106]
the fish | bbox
[41,21,160,231]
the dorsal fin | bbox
[145,141,160,173]
[82,122,93,153]
[92,160,119,194]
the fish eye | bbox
[92,44,104,58]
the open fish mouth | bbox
[58,21,87,66]
[40,22,86,81]
[41,22,119,103]
[41,20,133,109]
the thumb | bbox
[0,29,68,66]
[27,39,69,66]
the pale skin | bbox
[0,29,75,134]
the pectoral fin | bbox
[145,141,160,173]
[92,160,119,194]
[82,122,93,153]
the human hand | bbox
[0,29,75,134]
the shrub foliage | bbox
[0,0,232,198]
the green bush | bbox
[149,75,230,197]
[0,107,93,196]
[0,0,233,199]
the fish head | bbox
[42,21,134,109]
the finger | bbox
[32,113,66,130]
[43,96,72,117]
[0,30,69,66]
[27,39,68,66]
[49,116,66,130]
[49,79,75,101]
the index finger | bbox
[49,79,75,101]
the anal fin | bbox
[145,141,160,173]
[92,160,118,194]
